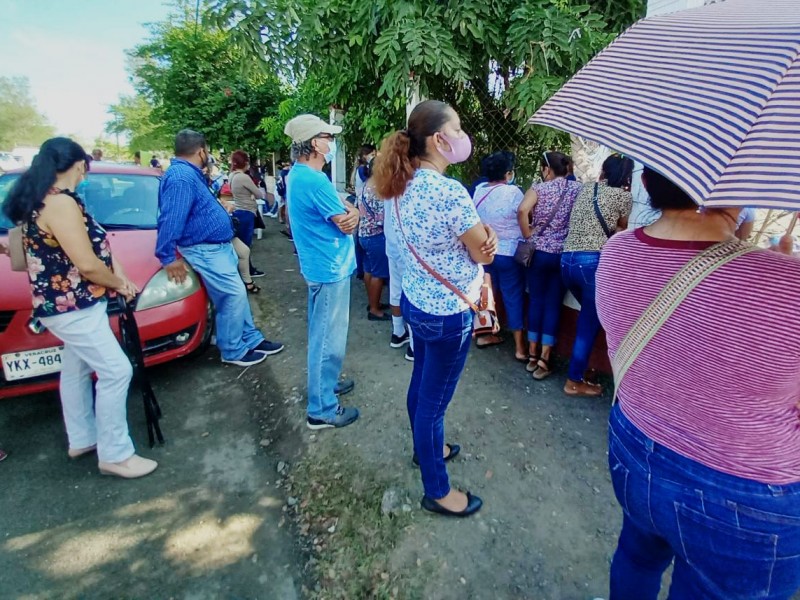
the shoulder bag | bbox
[514,183,570,267]
[611,239,758,403]
[393,199,500,337]
[592,183,614,239]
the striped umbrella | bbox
[529,0,800,210]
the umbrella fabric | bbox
[529,0,800,210]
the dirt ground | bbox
[0,219,683,599]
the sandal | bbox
[476,335,504,349]
[245,282,261,294]
[564,379,603,397]
[532,357,553,381]
[515,352,528,363]
[526,355,539,373]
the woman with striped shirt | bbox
[596,167,800,600]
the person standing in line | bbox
[277,161,292,231]
[358,158,392,321]
[133,151,142,167]
[92,148,103,162]
[561,154,633,397]
[156,129,284,367]
[229,150,267,279]
[373,100,497,517]
[598,167,800,600]
[471,151,526,359]
[284,114,361,430]
[382,182,414,362]
[2,137,156,478]
[517,151,582,380]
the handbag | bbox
[514,183,570,267]
[611,239,758,403]
[393,200,500,337]
[8,225,27,272]
[592,183,614,238]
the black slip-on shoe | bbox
[412,443,460,467]
[421,492,483,517]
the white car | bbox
[0,152,21,173]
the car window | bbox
[0,172,160,231]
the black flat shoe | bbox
[421,492,483,517]
[412,443,460,467]
[367,311,392,321]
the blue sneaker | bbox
[222,350,267,367]
[253,340,285,356]
[306,406,360,430]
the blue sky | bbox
[0,0,170,143]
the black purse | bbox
[514,184,570,267]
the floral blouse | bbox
[529,178,582,254]
[358,185,384,238]
[24,190,112,318]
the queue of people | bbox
[4,98,799,600]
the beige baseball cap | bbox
[284,114,342,143]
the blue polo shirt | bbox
[155,159,233,266]
[287,162,355,283]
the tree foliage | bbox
[0,77,56,149]
[208,0,644,180]
[109,8,287,158]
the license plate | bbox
[2,347,64,381]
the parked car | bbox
[0,164,213,399]
[0,152,21,173]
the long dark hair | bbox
[2,137,87,224]
[602,155,635,190]
[373,100,453,199]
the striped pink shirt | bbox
[597,228,800,485]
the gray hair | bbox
[290,140,315,162]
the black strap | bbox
[117,296,164,447]
[592,183,614,238]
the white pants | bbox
[387,249,405,306]
[41,301,135,463]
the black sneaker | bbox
[390,331,410,348]
[252,340,285,356]
[404,347,415,362]
[222,350,268,367]
[250,268,266,278]
[306,406,359,430]
[334,379,355,396]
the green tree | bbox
[0,76,55,149]
[127,14,286,156]
[106,94,172,153]
[208,0,644,181]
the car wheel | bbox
[190,300,215,357]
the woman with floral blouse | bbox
[2,137,157,479]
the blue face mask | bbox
[323,139,337,164]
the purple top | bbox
[529,178,582,254]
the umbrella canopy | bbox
[529,0,800,210]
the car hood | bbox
[0,229,160,311]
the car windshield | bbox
[0,173,160,232]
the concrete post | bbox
[330,106,347,193]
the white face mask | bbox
[323,139,337,164]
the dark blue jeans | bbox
[609,404,800,600]
[401,295,472,499]
[486,255,525,331]
[233,209,257,273]
[561,251,601,381]
[526,250,564,346]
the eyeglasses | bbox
[316,134,336,141]
[542,151,551,169]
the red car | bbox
[0,164,213,400]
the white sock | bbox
[391,315,405,337]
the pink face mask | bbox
[437,132,473,164]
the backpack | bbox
[276,175,287,198]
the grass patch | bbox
[287,446,426,600]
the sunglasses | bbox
[542,151,550,169]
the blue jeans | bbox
[401,295,472,499]
[306,277,351,420]
[526,250,564,346]
[609,404,800,600]
[179,243,265,361]
[354,231,364,277]
[359,233,390,279]
[233,209,256,247]
[561,251,601,381]
[486,254,525,331]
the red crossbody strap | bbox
[393,199,480,313]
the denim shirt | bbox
[156,159,233,266]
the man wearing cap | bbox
[284,114,360,430]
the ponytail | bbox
[372,99,454,199]
[541,151,572,178]
[2,137,87,224]
[373,131,417,199]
